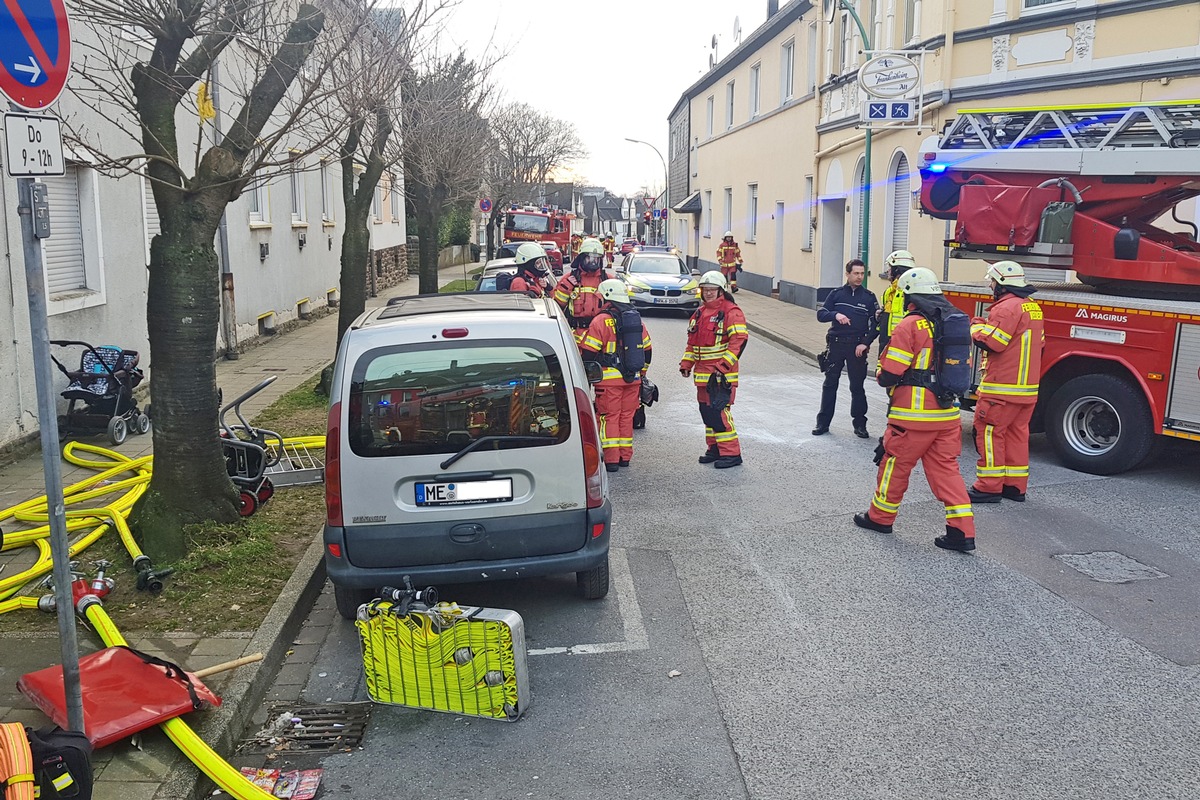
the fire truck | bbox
[918,101,1200,475]
[503,205,574,262]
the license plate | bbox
[416,478,513,507]
[654,297,675,304]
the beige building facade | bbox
[669,0,1200,307]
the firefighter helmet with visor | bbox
[698,270,728,290]
[986,260,1028,287]
[598,279,631,304]
[898,267,943,296]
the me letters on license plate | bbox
[416,478,513,507]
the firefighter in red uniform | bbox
[968,261,1045,503]
[570,233,583,259]
[854,267,976,552]
[508,242,550,297]
[580,280,652,471]
[680,271,748,469]
[552,238,614,343]
[716,231,743,293]
[602,234,615,266]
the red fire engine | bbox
[919,102,1200,475]
[503,206,574,263]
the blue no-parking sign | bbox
[0,0,72,110]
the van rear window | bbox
[347,340,572,457]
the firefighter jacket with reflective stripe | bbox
[581,310,652,386]
[552,270,615,332]
[879,313,962,428]
[879,279,906,346]
[509,273,545,297]
[680,298,748,389]
[717,242,742,268]
[971,292,1045,404]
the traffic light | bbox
[643,210,652,225]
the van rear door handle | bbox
[449,523,485,543]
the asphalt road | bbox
[249,311,1200,800]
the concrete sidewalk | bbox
[0,270,837,800]
[0,265,464,800]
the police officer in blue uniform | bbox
[813,259,879,438]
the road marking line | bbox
[527,547,649,657]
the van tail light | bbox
[574,387,604,509]
[325,401,343,527]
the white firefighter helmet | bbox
[884,249,917,272]
[598,278,631,304]
[579,237,604,256]
[898,267,942,296]
[723,230,733,239]
[514,242,547,266]
[698,270,728,290]
[986,260,1028,287]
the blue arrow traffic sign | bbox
[0,0,72,110]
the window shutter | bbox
[143,176,160,258]
[853,159,866,259]
[890,153,911,252]
[43,166,86,295]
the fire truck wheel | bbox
[1045,373,1154,475]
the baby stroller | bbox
[220,377,284,517]
[51,340,150,445]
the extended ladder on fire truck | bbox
[919,100,1200,292]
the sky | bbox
[442,0,777,197]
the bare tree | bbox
[324,1,452,346]
[483,103,587,258]
[66,0,372,559]
[402,52,492,294]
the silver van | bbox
[323,293,612,619]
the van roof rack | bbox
[375,292,538,322]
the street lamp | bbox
[624,137,669,246]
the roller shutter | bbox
[889,153,910,252]
[42,166,86,295]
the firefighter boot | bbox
[934,525,976,552]
[699,446,720,464]
[853,512,893,534]
[1002,485,1026,502]
[715,455,743,469]
[967,486,1003,504]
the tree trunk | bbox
[418,205,442,294]
[337,210,371,346]
[132,196,239,561]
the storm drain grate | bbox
[240,702,372,754]
[1054,551,1168,584]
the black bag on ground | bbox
[25,725,92,799]
[639,377,659,407]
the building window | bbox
[725,81,735,130]
[723,187,733,237]
[839,14,852,73]
[750,64,761,118]
[803,176,814,251]
[747,184,758,242]
[851,157,867,262]
[886,152,912,254]
[389,174,401,221]
[706,96,714,138]
[703,190,713,238]
[320,159,334,223]
[372,184,382,222]
[781,39,795,103]
[903,0,917,44]
[289,155,305,224]
[1022,0,1076,12]
[43,162,106,312]
[248,175,270,224]
[142,175,159,266]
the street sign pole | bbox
[15,174,85,733]
[838,0,873,271]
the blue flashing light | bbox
[926,163,949,174]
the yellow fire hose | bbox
[0,436,326,800]
[80,599,276,800]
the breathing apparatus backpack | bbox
[899,296,972,408]
[495,272,515,292]
[608,308,646,382]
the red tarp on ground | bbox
[17,646,221,749]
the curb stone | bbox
[156,531,328,800]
